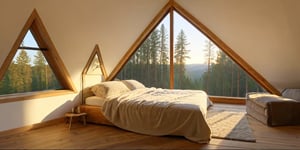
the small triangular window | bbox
[86,55,102,75]
[82,45,107,88]
[0,10,75,97]
[0,30,62,95]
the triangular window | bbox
[0,10,75,100]
[82,44,107,88]
[110,1,280,98]
[86,55,102,75]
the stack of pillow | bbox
[90,80,146,100]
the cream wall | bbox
[0,94,77,131]
[0,0,299,132]
[0,0,167,132]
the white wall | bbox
[0,0,167,132]
[0,0,299,131]
[0,94,78,131]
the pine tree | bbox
[9,50,32,93]
[159,24,169,88]
[32,51,47,91]
[141,37,151,85]
[202,40,216,93]
[174,29,190,88]
[149,29,160,86]
[0,71,12,94]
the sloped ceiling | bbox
[0,0,299,92]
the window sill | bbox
[0,90,76,104]
[209,96,246,105]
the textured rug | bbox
[206,110,256,142]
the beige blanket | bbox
[102,88,211,143]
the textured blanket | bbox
[102,88,211,143]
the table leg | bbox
[82,115,86,125]
[68,116,73,129]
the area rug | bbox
[206,109,256,142]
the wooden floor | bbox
[1,104,300,149]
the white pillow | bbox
[122,80,145,90]
[91,84,107,98]
[98,81,131,99]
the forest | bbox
[117,24,264,97]
[0,23,264,97]
[0,50,61,95]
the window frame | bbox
[81,44,108,104]
[82,44,108,80]
[0,9,76,103]
[107,0,280,104]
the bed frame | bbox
[80,86,113,126]
[79,105,113,126]
[79,81,211,143]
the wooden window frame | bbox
[81,44,107,103]
[82,44,108,80]
[107,0,280,104]
[0,9,76,103]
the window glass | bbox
[0,31,62,95]
[117,14,170,89]
[21,30,39,48]
[173,11,265,96]
[116,11,265,97]
[86,55,103,75]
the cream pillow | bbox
[122,80,145,90]
[91,84,108,98]
[97,81,131,99]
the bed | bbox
[80,80,212,143]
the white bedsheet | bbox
[85,96,106,106]
[102,87,211,143]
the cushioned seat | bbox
[246,89,300,126]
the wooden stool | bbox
[65,112,87,129]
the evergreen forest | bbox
[117,24,264,97]
[0,50,61,95]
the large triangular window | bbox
[109,1,280,100]
[0,9,76,102]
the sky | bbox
[158,11,220,64]
[14,31,39,64]
[22,30,39,48]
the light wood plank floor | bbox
[1,104,300,149]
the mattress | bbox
[85,96,106,106]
